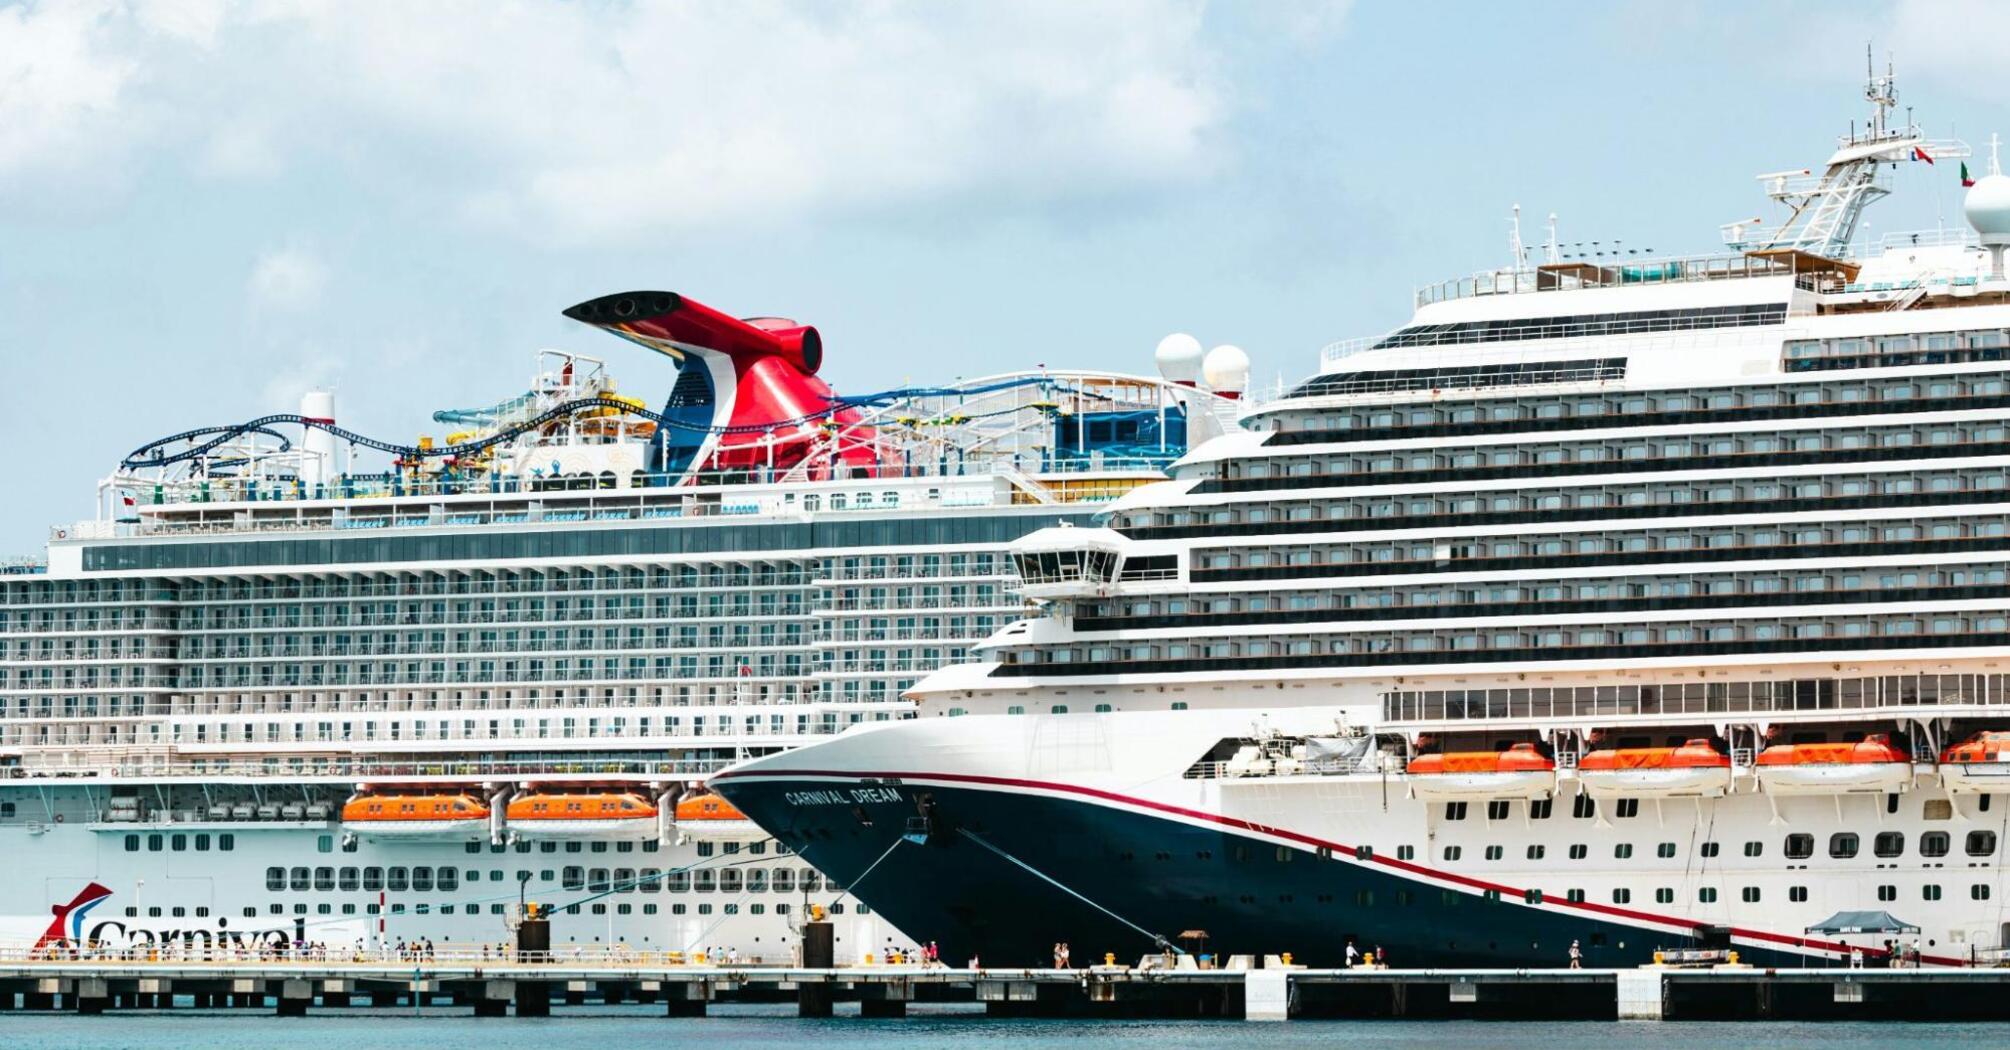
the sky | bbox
[0,0,2004,554]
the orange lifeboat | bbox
[1939,731,2010,794]
[1577,738,1732,799]
[1755,734,1912,795]
[1406,742,1556,801]
[341,791,490,839]
[673,790,766,843]
[505,789,659,839]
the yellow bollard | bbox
[1104,952,1116,966]
[865,953,875,965]
[1727,950,1739,966]
[1281,952,1293,966]
[1654,951,1665,965]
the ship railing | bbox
[1412,250,1811,308]
[107,455,1176,520]
[0,574,824,605]
[1182,754,1386,780]
[0,754,743,782]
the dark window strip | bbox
[1191,535,2010,584]
[990,629,2010,678]
[1198,438,2010,496]
[1358,303,1785,354]
[1287,359,1625,400]
[1075,582,2010,634]
[1121,484,2010,543]
[1786,346,2010,373]
[1264,388,2010,448]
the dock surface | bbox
[5,956,2010,1020]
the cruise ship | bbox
[0,289,1243,961]
[716,67,2010,969]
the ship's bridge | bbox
[1008,524,1131,600]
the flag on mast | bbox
[1912,144,1935,164]
[1962,161,1976,188]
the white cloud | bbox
[0,1,141,178]
[0,1,1232,241]
[247,244,328,310]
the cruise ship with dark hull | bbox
[718,67,2010,970]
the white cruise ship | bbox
[717,67,2010,969]
[0,289,1243,962]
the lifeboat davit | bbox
[1755,734,1912,795]
[673,791,766,843]
[1577,738,1732,799]
[505,789,659,839]
[341,791,490,839]
[1939,731,2010,794]
[1406,742,1555,801]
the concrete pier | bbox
[6,959,2010,1021]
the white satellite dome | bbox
[1966,172,2010,246]
[1202,344,1250,393]
[1155,333,1203,384]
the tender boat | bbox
[505,789,659,838]
[1576,738,1733,799]
[340,791,491,839]
[1939,731,2010,794]
[1755,734,1912,795]
[1406,742,1555,801]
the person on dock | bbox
[1569,940,1582,969]
[1344,939,1360,969]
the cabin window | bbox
[1656,842,1677,859]
[1613,843,1634,860]
[1529,799,1553,820]
[1526,845,1546,860]
[1877,885,1897,902]
[1789,886,1808,902]
[1967,831,1998,857]
[1655,888,1674,904]
[1484,845,1504,861]
[1699,887,1718,903]
[1974,884,1993,901]
[1572,795,1596,819]
[1828,833,1859,859]
[1783,834,1814,859]
[1444,802,1468,821]
[1873,831,1905,858]
[1568,844,1587,860]
[1743,841,1763,857]
[1486,801,1510,821]
[1741,887,1761,903]
[1921,832,1951,858]
[1923,884,1944,901]
[1442,846,1462,861]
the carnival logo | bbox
[35,883,112,949]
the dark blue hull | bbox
[713,774,1809,970]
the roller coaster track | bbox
[121,375,1109,472]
